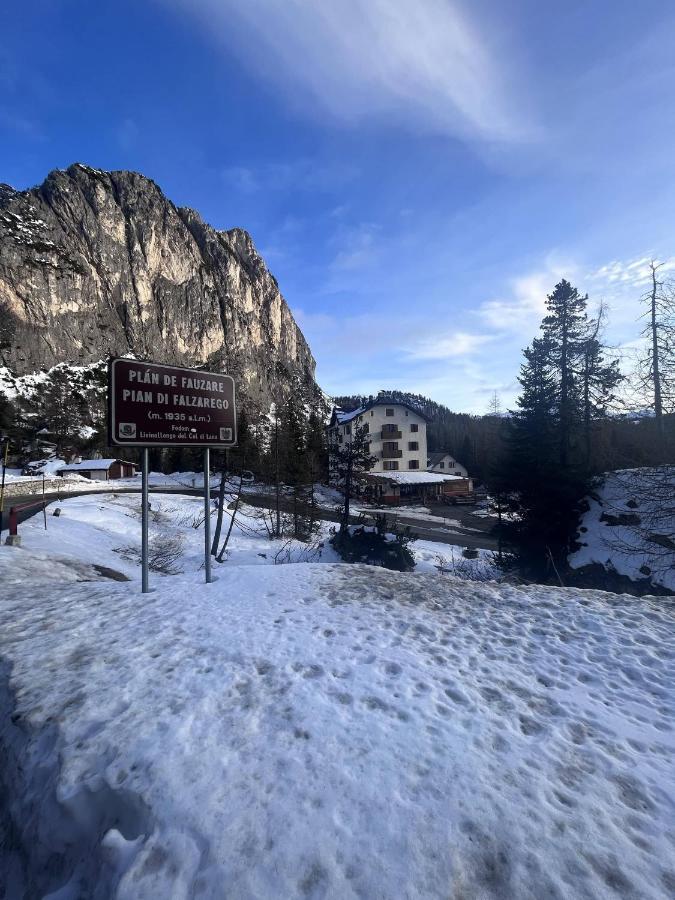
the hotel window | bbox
[408,441,419,451]
[385,408,394,416]
[410,423,419,432]
[362,423,369,433]
[440,461,445,468]
[449,461,455,467]
[383,460,399,471]
[408,459,420,469]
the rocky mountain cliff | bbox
[0,163,317,413]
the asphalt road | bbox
[3,485,499,551]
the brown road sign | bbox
[108,358,237,447]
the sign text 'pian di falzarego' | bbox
[108,358,237,448]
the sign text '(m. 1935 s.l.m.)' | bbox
[108,358,237,448]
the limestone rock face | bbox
[0,164,316,410]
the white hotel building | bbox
[327,397,473,504]
[328,398,429,473]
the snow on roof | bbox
[335,406,366,424]
[331,398,431,425]
[57,459,129,472]
[427,451,462,465]
[366,471,465,485]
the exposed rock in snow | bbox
[570,467,675,593]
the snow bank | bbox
[570,467,675,592]
[1,557,674,897]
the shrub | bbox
[330,514,416,571]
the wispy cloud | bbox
[295,309,492,360]
[221,159,357,194]
[404,331,493,361]
[170,0,534,143]
[330,223,380,272]
[588,256,675,288]
[478,261,576,333]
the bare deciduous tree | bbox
[637,261,675,452]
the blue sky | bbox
[2,1,675,412]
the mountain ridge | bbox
[0,163,317,414]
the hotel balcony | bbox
[380,428,402,440]
[382,448,403,459]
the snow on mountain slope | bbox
[1,547,673,897]
[570,467,675,593]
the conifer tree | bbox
[504,281,620,575]
[279,394,314,539]
[332,422,376,530]
[540,279,588,467]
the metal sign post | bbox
[141,448,149,594]
[108,358,236,593]
[204,448,212,584]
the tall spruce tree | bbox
[279,394,314,539]
[540,279,588,467]
[504,281,620,577]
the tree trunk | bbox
[583,350,591,467]
[343,456,352,530]
[217,472,243,561]
[211,468,227,556]
[650,264,664,444]
[560,317,570,468]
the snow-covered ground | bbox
[570,468,675,593]
[1,494,673,898]
[0,492,493,582]
[0,493,340,583]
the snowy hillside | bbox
[570,467,675,593]
[0,359,107,402]
[0,495,673,898]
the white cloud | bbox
[588,257,675,288]
[478,261,575,333]
[404,331,493,361]
[169,0,533,143]
[295,309,492,361]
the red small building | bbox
[56,458,136,480]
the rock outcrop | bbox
[0,164,317,412]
